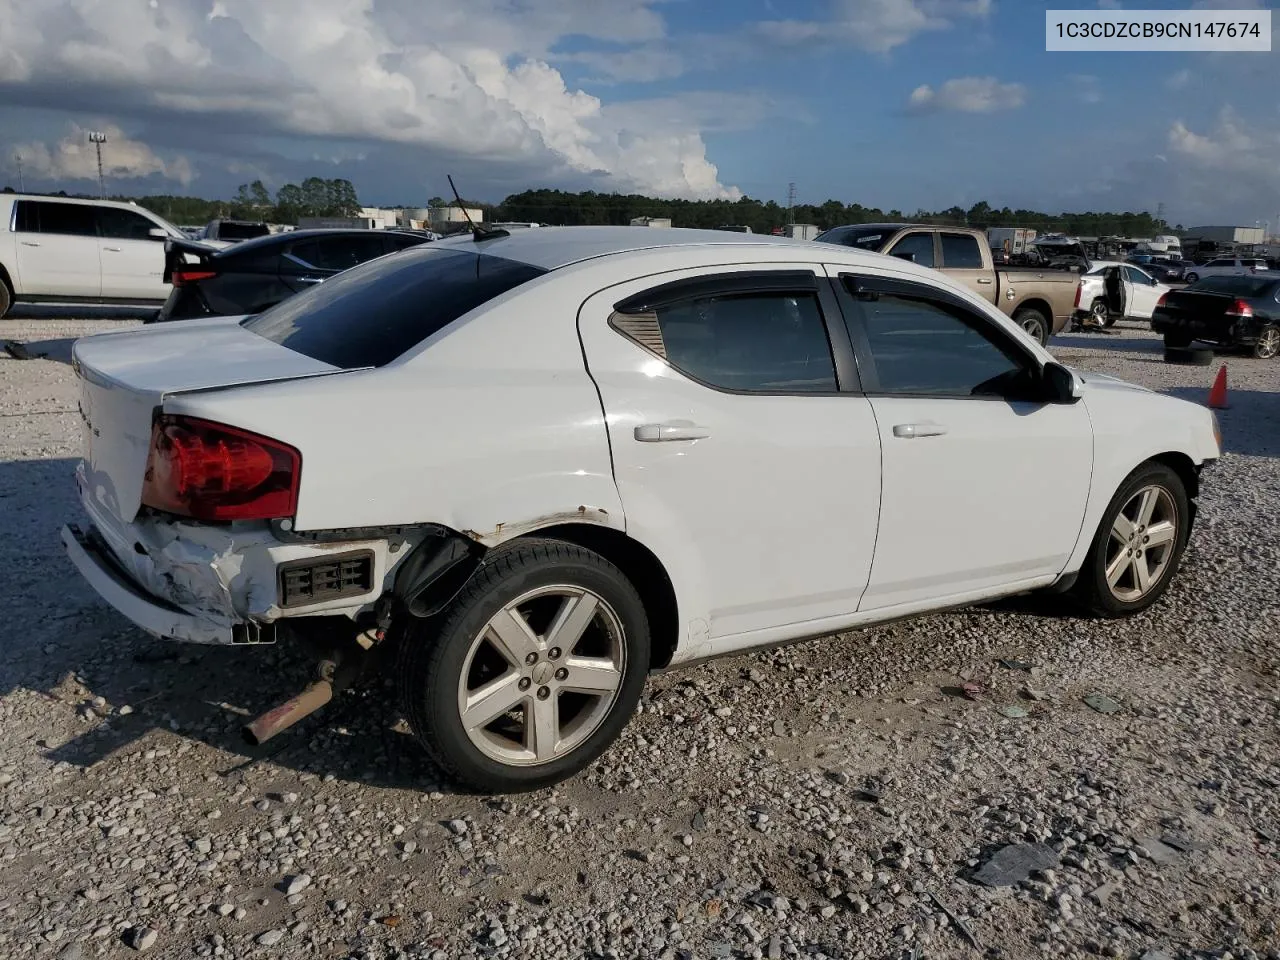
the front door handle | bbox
[892,422,948,439]
[296,276,326,285]
[103,246,122,252]
[634,421,710,442]
[20,240,40,247]
[976,277,993,285]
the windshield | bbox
[218,221,271,240]
[243,246,547,369]
[1190,275,1279,297]
[814,226,893,252]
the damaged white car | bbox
[64,226,1221,792]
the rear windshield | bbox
[242,246,546,368]
[217,221,270,240]
[814,226,893,252]
[1190,275,1279,297]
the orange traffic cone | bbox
[1207,364,1229,409]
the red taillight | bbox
[1073,284,1082,308]
[141,415,300,521]
[1225,299,1253,318]
[172,268,217,286]
[1155,292,1169,309]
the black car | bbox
[154,228,431,322]
[1139,261,1180,283]
[1150,273,1280,359]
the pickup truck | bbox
[814,223,1080,344]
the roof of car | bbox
[433,225,811,270]
[212,227,422,256]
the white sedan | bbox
[62,227,1221,792]
[1075,261,1171,326]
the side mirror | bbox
[148,227,168,240]
[891,251,917,262]
[1041,361,1080,404]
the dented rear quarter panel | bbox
[160,269,626,543]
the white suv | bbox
[0,193,195,317]
[1185,257,1271,283]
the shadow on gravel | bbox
[4,304,157,321]
[2,336,77,365]
[1165,386,1280,459]
[1051,333,1164,355]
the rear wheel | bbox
[0,278,11,319]
[1185,272,1199,284]
[1089,298,1109,327]
[1072,462,1189,618]
[396,538,650,793]
[1013,306,1050,346]
[1252,324,1279,360]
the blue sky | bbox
[0,0,1276,228]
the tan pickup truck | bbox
[814,223,1080,344]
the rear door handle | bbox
[976,278,993,285]
[892,422,948,439]
[634,421,710,442]
[296,276,326,285]
[20,240,40,247]
[103,246,122,252]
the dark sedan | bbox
[153,228,430,322]
[1151,273,1280,359]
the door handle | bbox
[296,276,326,284]
[976,278,993,284]
[20,240,40,247]
[892,422,948,439]
[103,246,122,252]
[634,421,710,442]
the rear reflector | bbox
[1073,284,1081,309]
[172,268,217,286]
[141,415,300,522]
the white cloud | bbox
[0,0,739,199]
[13,123,194,186]
[908,76,1027,113]
[757,0,992,54]
[1161,106,1280,218]
[1069,74,1103,104]
[1166,69,1193,90]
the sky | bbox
[0,0,1277,228]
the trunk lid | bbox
[73,317,341,524]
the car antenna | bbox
[447,175,508,242]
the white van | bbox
[0,193,198,317]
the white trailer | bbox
[785,224,820,241]
[987,227,1038,257]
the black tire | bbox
[1072,461,1190,618]
[1163,332,1192,349]
[1164,345,1213,366]
[1013,306,1050,346]
[396,538,650,793]
[1089,298,1110,328]
[1185,272,1199,284]
[0,277,11,319]
[1252,324,1279,360]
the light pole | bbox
[14,153,23,192]
[88,130,107,198]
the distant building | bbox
[428,205,484,232]
[1185,225,1266,245]
[630,216,672,228]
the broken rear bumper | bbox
[61,524,274,645]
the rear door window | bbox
[27,201,98,237]
[939,233,983,269]
[243,247,546,369]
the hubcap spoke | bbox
[561,656,623,695]
[1132,552,1153,593]
[486,607,541,668]
[1136,488,1159,528]
[1105,550,1131,588]
[545,593,600,654]
[528,695,560,762]
[1145,520,1176,547]
[461,673,525,731]
[1111,512,1136,544]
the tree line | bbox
[3,178,1178,236]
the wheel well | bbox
[1014,298,1051,320]
[1150,451,1200,501]
[528,524,680,670]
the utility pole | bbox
[1155,201,1165,228]
[88,130,107,198]
[786,181,796,227]
[14,153,23,192]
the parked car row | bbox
[1151,273,1280,360]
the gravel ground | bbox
[1,317,1277,960]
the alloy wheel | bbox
[1104,485,1178,602]
[1091,300,1109,325]
[456,585,625,767]
[1254,327,1279,360]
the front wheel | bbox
[1185,272,1199,284]
[1072,462,1190,618]
[1013,306,1050,346]
[1252,324,1279,360]
[0,279,11,319]
[396,538,650,793]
